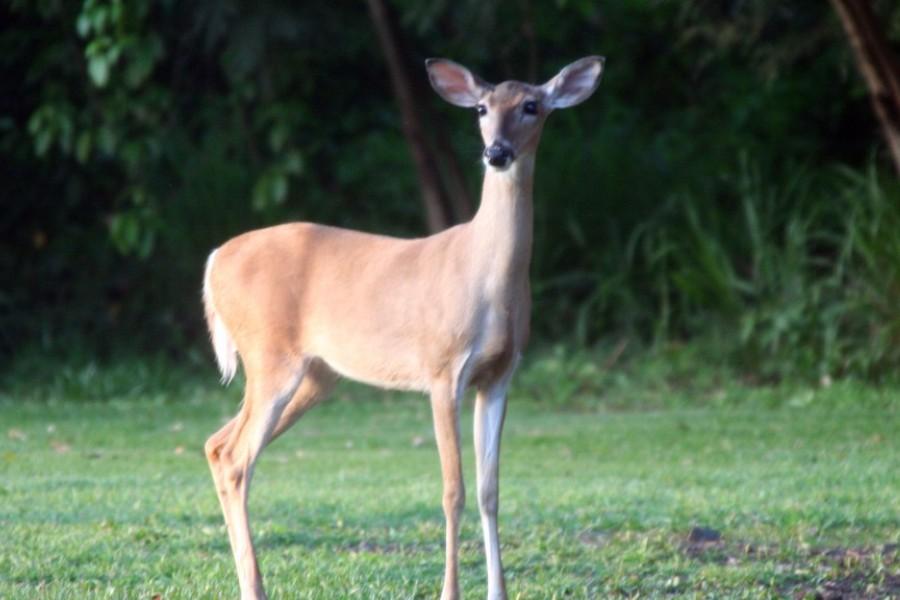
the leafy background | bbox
[3,0,900,382]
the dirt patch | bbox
[578,529,608,548]
[679,533,899,598]
[680,527,777,566]
[795,571,900,600]
[688,526,721,542]
[792,545,900,600]
[811,544,897,563]
[681,537,775,566]
[343,539,439,555]
[345,540,405,554]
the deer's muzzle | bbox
[484,143,514,169]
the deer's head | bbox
[426,56,604,171]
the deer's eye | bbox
[476,104,487,117]
[523,100,538,115]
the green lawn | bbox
[1,372,898,599]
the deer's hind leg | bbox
[205,354,310,600]
[269,358,337,443]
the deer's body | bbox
[208,162,532,393]
[202,57,603,600]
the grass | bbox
[1,354,899,599]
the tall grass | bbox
[736,164,900,380]
[564,160,900,381]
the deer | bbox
[201,56,604,600]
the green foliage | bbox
[633,164,900,381]
[0,351,208,404]
[3,1,900,381]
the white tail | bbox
[202,56,604,600]
[203,250,237,385]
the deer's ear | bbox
[542,56,605,109]
[425,59,490,107]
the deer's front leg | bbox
[474,382,509,600]
[430,377,464,600]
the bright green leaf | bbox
[88,56,110,87]
[76,14,92,37]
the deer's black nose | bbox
[484,143,514,168]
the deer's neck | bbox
[469,156,534,296]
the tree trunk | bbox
[366,0,473,232]
[831,0,900,174]
[432,134,474,223]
